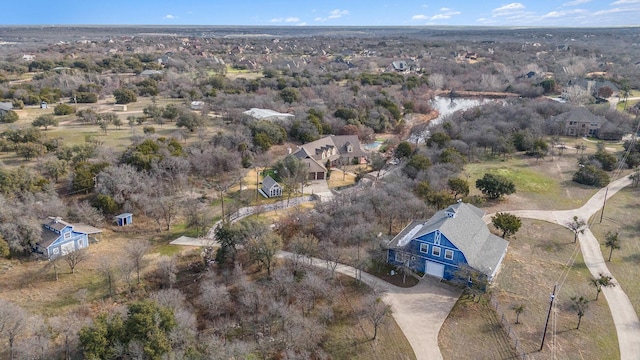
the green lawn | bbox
[465,153,598,210]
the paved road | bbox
[486,175,640,359]
[276,251,461,360]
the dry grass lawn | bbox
[590,186,640,317]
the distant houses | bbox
[243,108,295,122]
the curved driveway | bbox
[276,252,461,360]
[485,176,640,359]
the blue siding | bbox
[47,229,89,259]
[387,230,469,280]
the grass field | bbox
[590,186,640,318]
[492,219,619,359]
[466,154,597,212]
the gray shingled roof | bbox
[548,107,608,125]
[386,202,508,277]
[293,135,367,163]
[262,175,280,190]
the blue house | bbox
[385,202,508,282]
[34,217,102,259]
[116,213,133,226]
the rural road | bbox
[276,252,462,360]
[486,175,640,359]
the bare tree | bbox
[49,256,61,281]
[50,314,84,360]
[246,233,282,276]
[320,243,341,279]
[157,256,178,289]
[570,296,589,330]
[63,249,89,274]
[98,258,118,297]
[125,240,150,285]
[565,216,587,243]
[590,273,615,301]
[0,299,29,360]
[363,292,390,340]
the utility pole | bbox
[540,284,557,351]
[599,186,609,223]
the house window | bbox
[434,231,441,245]
[52,248,59,254]
[432,246,441,257]
[347,145,353,153]
[445,249,454,260]
[569,121,577,125]
[395,251,406,263]
[420,243,429,253]
[64,232,71,240]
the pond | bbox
[409,96,498,143]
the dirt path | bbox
[486,175,640,359]
[276,251,461,360]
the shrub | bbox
[74,92,98,103]
[113,88,137,104]
[573,164,610,187]
[143,126,155,134]
[54,103,75,115]
[0,110,19,123]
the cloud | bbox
[428,8,461,21]
[270,17,301,23]
[164,14,176,19]
[593,7,626,15]
[315,9,349,21]
[563,0,591,6]
[430,14,451,20]
[328,9,349,19]
[492,3,525,16]
[611,0,640,4]
[541,9,587,18]
[412,14,428,20]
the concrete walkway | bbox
[276,251,461,360]
[486,175,640,359]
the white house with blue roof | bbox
[385,201,508,282]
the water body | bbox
[410,96,495,143]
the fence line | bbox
[490,294,529,360]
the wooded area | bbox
[0,25,639,359]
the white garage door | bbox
[425,261,445,279]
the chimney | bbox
[287,148,292,154]
[54,217,61,223]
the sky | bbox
[1,1,639,27]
